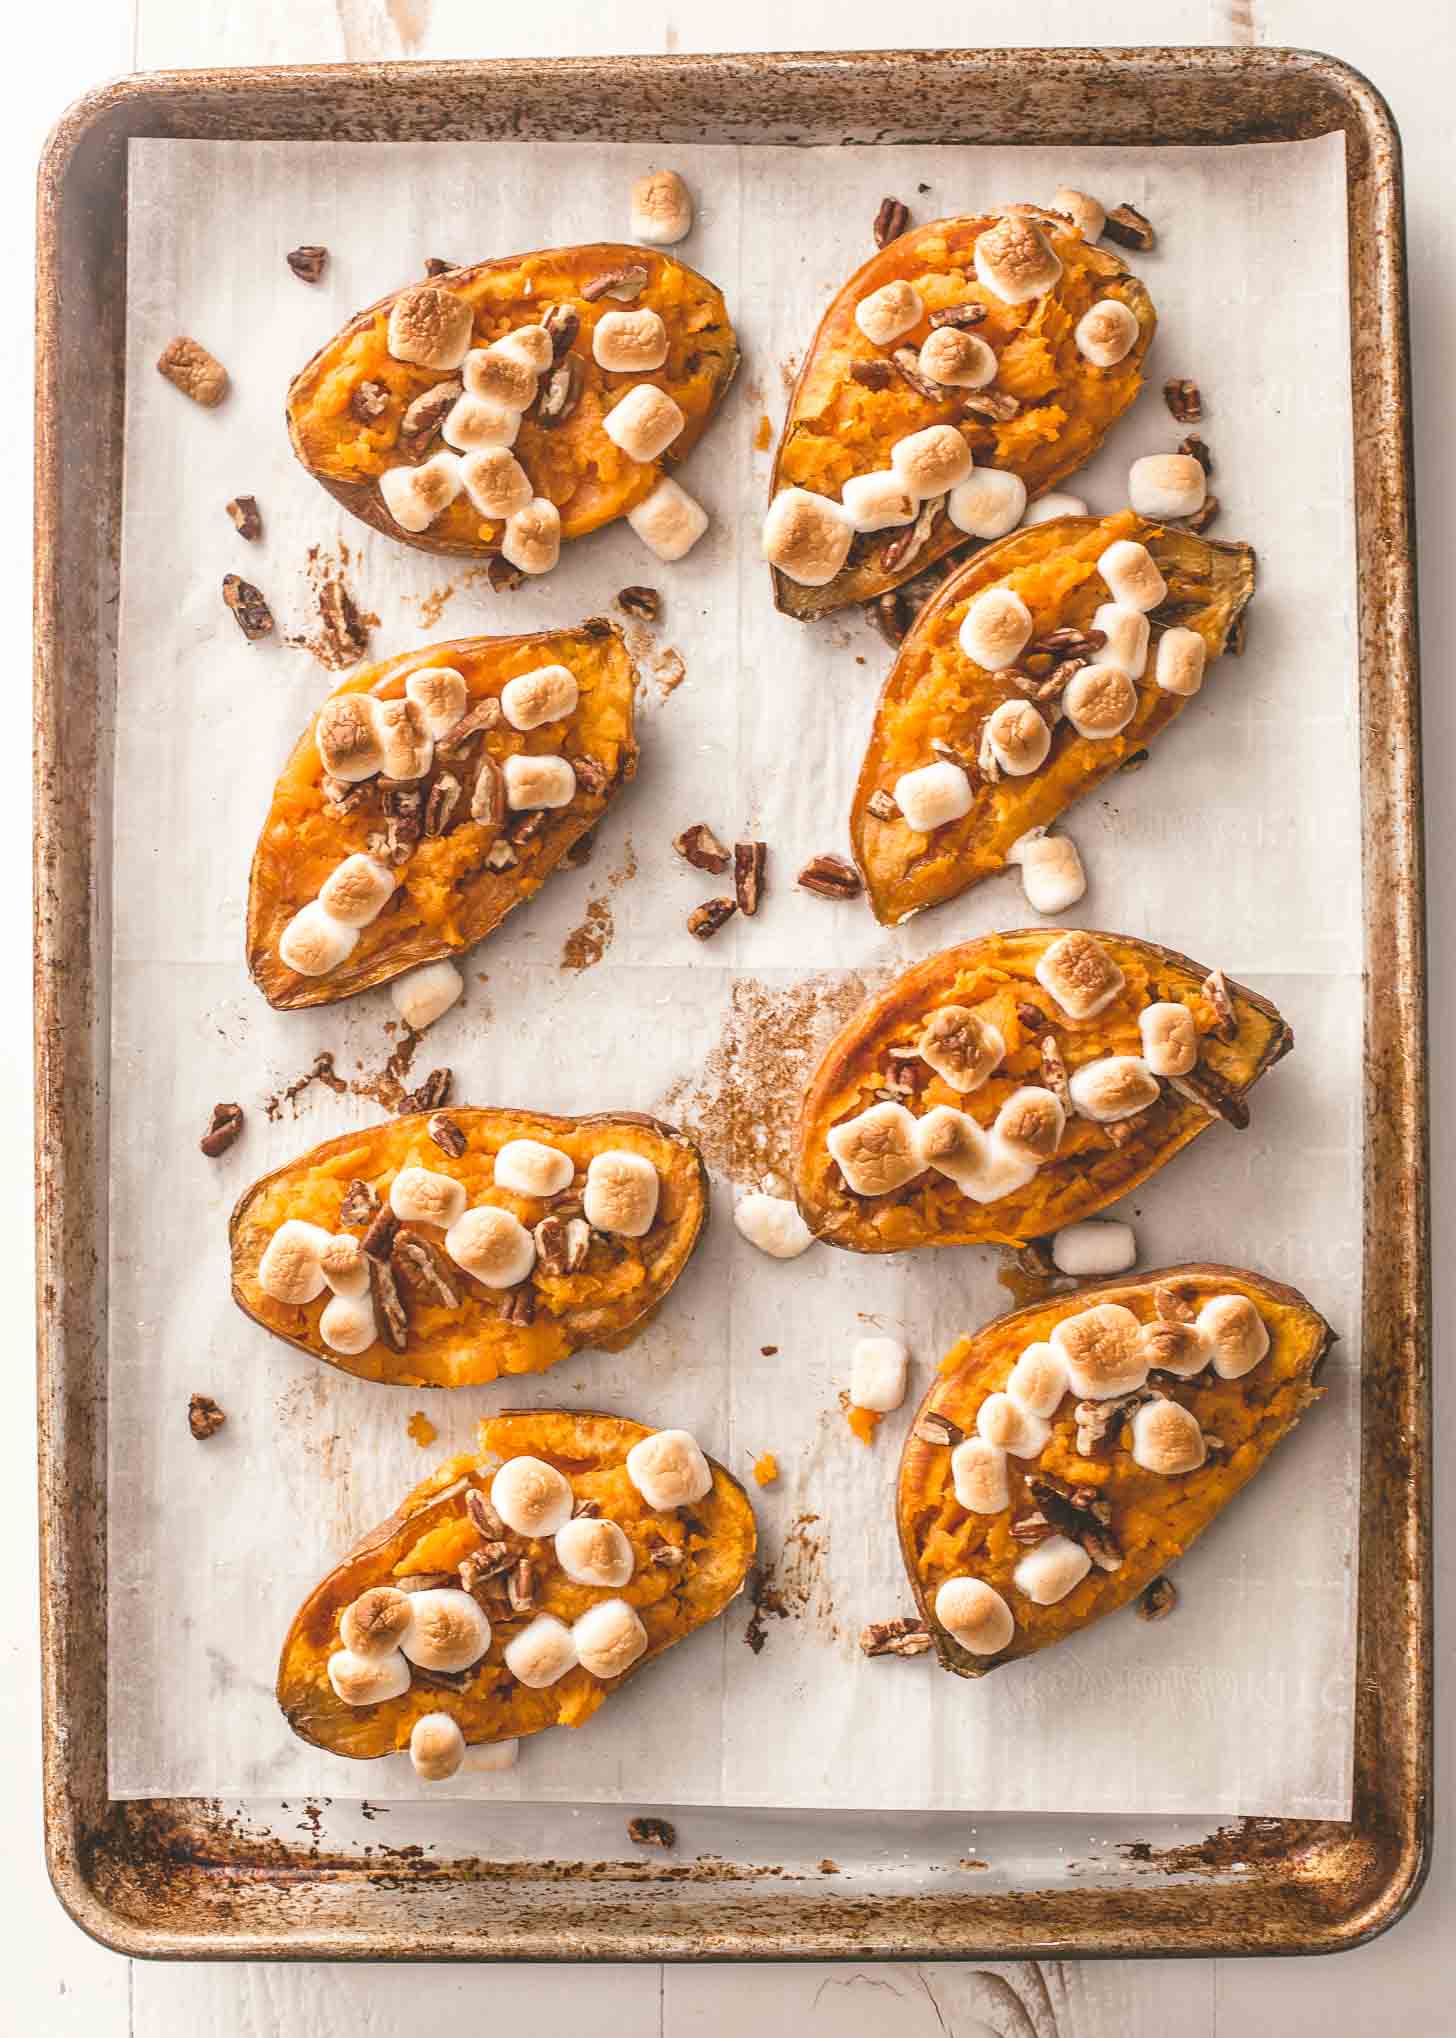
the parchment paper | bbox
[109,134,1358,1816]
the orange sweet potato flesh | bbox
[277,1410,757,1758]
[852,513,1256,925]
[246,627,637,1010]
[794,929,1293,1252]
[286,246,738,558]
[771,211,1155,617]
[898,1265,1332,1677]
[230,1109,708,1389]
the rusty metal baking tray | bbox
[34,47,1426,1961]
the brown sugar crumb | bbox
[187,1394,226,1440]
[157,336,228,407]
[752,1452,779,1487]
[407,1410,439,1449]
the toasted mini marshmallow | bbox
[555,1516,635,1589]
[1098,539,1166,613]
[1130,1397,1207,1476]
[374,696,434,781]
[461,345,538,413]
[1052,1302,1149,1400]
[391,1166,468,1229]
[501,498,561,576]
[762,487,852,587]
[959,587,1033,669]
[1074,298,1140,368]
[493,1139,573,1199]
[1013,1534,1091,1606]
[1069,1055,1161,1125]
[258,1218,331,1304]
[573,1598,649,1680]
[950,1438,1011,1514]
[919,327,997,389]
[935,1575,1015,1654]
[1019,490,1088,528]
[380,452,464,533]
[1139,1001,1198,1078]
[916,1106,1037,1204]
[1063,663,1138,741]
[315,693,384,782]
[494,324,555,374]
[319,853,396,928]
[503,1614,577,1689]
[948,468,1028,540]
[984,699,1052,776]
[974,215,1062,304]
[400,1588,491,1674]
[1141,1317,1210,1378]
[1130,453,1207,520]
[626,1429,712,1511]
[501,664,579,732]
[1053,187,1106,240]
[320,1233,371,1298]
[603,383,685,463]
[328,1647,412,1706]
[1035,930,1125,1020]
[1198,1294,1270,1379]
[1091,603,1150,680]
[854,280,923,346]
[629,475,710,562]
[592,308,669,373]
[319,1293,377,1355]
[460,445,533,518]
[826,1101,922,1197]
[733,1193,815,1259]
[491,1454,574,1537]
[918,1006,1004,1092]
[1051,1219,1137,1277]
[390,959,463,1033]
[387,284,474,370]
[993,1085,1065,1164]
[850,1336,909,1414]
[410,1712,466,1782]
[504,754,576,811]
[894,759,974,833]
[341,1586,414,1658]
[1006,1341,1070,1419]
[840,470,917,534]
[891,424,973,500]
[1155,626,1208,697]
[1007,828,1087,915]
[977,1389,1050,1459]
[631,167,693,244]
[445,1205,536,1288]
[442,392,522,452]
[583,1149,660,1236]
[404,666,468,740]
[279,902,359,977]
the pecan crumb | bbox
[286,244,328,283]
[1103,202,1156,251]
[860,1617,932,1659]
[427,1111,467,1158]
[187,1393,226,1440]
[222,574,273,642]
[392,1230,460,1308]
[1180,433,1213,474]
[424,256,459,277]
[459,1544,513,1592]
[616,584,661,622]
[487,555,526,594]
[797,853,861,900]
[675,822,731,873]
[199,1102,244,1157]
[339,1178,381,1227]
[865,788,899,821]
[1137,1575,1179,1622]
[1163,377,1202,423]
[734,841,766,917]
[225,495,262,542]
[1155,1280,1199,1323]
[873,195,910,248]
[628,1816,676,1849]
[1010,1512,1056,1545]
[849,359,894,392]
[648,1537,683,1569]
[688,896,737,941]
[1105,1106,1156,1149]
[157,336,229,407]
[400,1067,452,1115]
[912,1410,964,1447]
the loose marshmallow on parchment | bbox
[1198,1294,1271,1379]
[959,587,1033,669]
[974,214,1062,303]
[854,279,923,346]
[826,1101,922,1197]
[573,1598,649,1680]
[840,470,917,534]
[583,1150,659,1236]
[503,1614,577,1689]
[1051,1219,1137,1277]
[390,959,463,1033]
[501,498,561,575]
[493,1138,574,1199]
[1098,538,1166,612]
[626,1429,712,1510]
[919,326,997,389]
[410,1713,466,1782]
[404,666,469,740]
[492,1454,574,1537]
[1053,187,1107,240]
[387,284,474,370]
[984,699,1051,776]
[850,1336,909,1413]
[258,1219,331,1305]
[459,446,533,518]
[1062,662,1138,741]
[734,1193,815,1259]
[762,487,852,586]
[1013,1534,1091,1606]
[1155,626,1208,697]
[319,1233,371,1298]
[555,1516,635,1588]
[915,1106,1037,1204]
[1035,929,1125,1019]
[340,1585,414,1658]
[603,383,685,463]
[380,452,464,533]
[279,902,358,977]
[993,1085,1065,1164]
[374,696,434,781]
[1068,1055,1161,1124]
[319,1292,377,1355]
[1139,1000,1199,1077]
[935,1576,1015,1655]
[1005,1341,1070,1418]
[1019,490,1088,528]
[1052,1302,1149,1399]
[894,759,974,833]
[918,1005,1004,1092]
[950,1438,1011,1514]
[1091,603,1150,679]
[328,1647,411,1706]
[629,476,710,562]
[445,1205,536,1288]
[977,1389,1050,1459]
[501,663,579,731]
[504,753,576,811]
[631,167,694,244]
[891,424,973,499]
[318,854,396,928]
[1074,298,1140,368]
[948,468,1028,539]
[391,1166,468,1230]
[400,1588,491,1673]
[1130,1397,1207,1475]
[442,392,522,453]
[592,307,669,373]
[315,693,385,782]
[1130,453,1207,520]
[461,345,538,412]
[1007,828,1087,915]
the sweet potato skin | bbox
[897,1265,1332,1676]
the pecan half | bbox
[1073,1390,1154,1457]
[400,1068,452,1115]
[797,853,862,900]
[471,756,506,830]
[360,1207,399,1262]
[563,1218,591,1272]
[1168,1065,1249,1130]
[890,347,944,402]
[616,584,661,621]
[880,496,940,574]
[849,360,894,392]
[286,244,328,283]
[459,1544,513,1593]
[1137,1575,1180,1622]
[200,1102,244,1157]
[959,388,1019,422]
[439,697,504,756]
[339,1178,381,1227]
[674,823,731,873]
[222,575,273,642]
[865,788,899,821]
[226,495,262,541]
[1103,202,1156,251]
[398,378,461,457]
[467,1488,507,1538]
[500,1286,535,1326]
[424,771,461,837]
[688,897,737,941]
[1016,1000,1046,1033]
[1039,1035,1071,1112]
[1032,626,1106,661]
[873,195,910,247]
[912,1409,964,1447]
[581,264,649,302]
[537,353,583,425]
[628,1816,677,1849]
[187,1393,225,1440]
[157,336,228,407]
[392,1230,460,1308]
[507,1558,537,1614]
[734,841,766,917]
[860,1617,932,1658]
[428,1111,467,1159]
[533,1215,571,1277]
[369,1256,409,1352]
[542,302,580,357]
[1180,433,1213,474]
[929,303,989,331]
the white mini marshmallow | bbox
[592,308,669,373]
[390,1166,468,1229]
[919,327,997,389]
[503,1614,577,1689]
[1098,538,1167,612]
[1052,1302,1148,1400]
[1198,1294,1271,1379]
[386,284,474,370]
[826,1101,922,1197]
[1074,298,1140,368]
[733,1193,815,1259]
[442,393,522,452]
[501,498,562,576]
[318,854,396,928]
[328,1647,411,1706]
[573,1598,649,1680]
[891,424,974,500]
[390,959,463,1033]
[850,1336,909,1414]
[410,1713,466,1782]
[1063,663,1138,741]
[1069,1055,1161,1124]
[950,1439,1011,1514]
[1019,490,1089,528]
[319,1292,377,1355]
[583,1150,660,1236]
[854,280,924,346]
[1013,1534,1091,1606]
[1130,1397,1207,1476]
[959,587,1034,669]
[918,1006,1004,1092]
[1005,1342,1070,1419]
[555,1516,635,1589]
[279,902,358,977]
[984,699,1052,776]
[992,1085,1066,1165]
[948,469,1029,540]
[631,167,694,244]
[1091,603,1150,679]
[935,1576,1015,1655]
[1007,829,1087,914]
[504,753,576,810]
[1139,1001,1199,1078]
[915,1106,1037,1205]
[1035,930,1125,1020]
[603,383,686,463]
[493,1139,574,1199]
[380,452,463,533]
[459,446,533,518]
[404,666,469,740]
[1156,626,1208,697]
[976,1390,1050,1459]
[1051,1219,1137,1277]
[494,324,555,373]
[763,487,853,586]
[319,1233,371,1299]
[1053,187,1107,240]
[626,1429,712,1511]
[629,476,710,562]
[492,1454,574,1537]
[400,1588,491,1673]
[974,215,1062,304]
[258,1219,331,1305]
[501,664,579,731]
[315,693,385,782]
[894,759,975,833]
[374,696,434,782]
[1129,453,1208,520]
[461,346,538,412]
[445,1206,536,1289]
[840,470,917,534]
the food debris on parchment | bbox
[559,837,639,972]
[407,1410,438,1449]
[405,562,495,632]
[838,1392,883,1447]
[752,1452,779,1487]
[264,1032,431,1121]
[742,1512,830,1654]
[754,414,773,452]
[283,541,378,670]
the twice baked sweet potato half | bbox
[230,1108,708,1388]
[278,1410,756,1764]
[247,627,637,1010]
[286,246,737,566]
[765,208,1154,617]
[897,1265,1331,1676]
[851,512,1256,925]
[794,928,1292,1252]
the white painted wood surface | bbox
[12,0,1454,2029]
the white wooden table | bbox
[11,1,1452,2030]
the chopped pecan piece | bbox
[798,853,862,900]
[319,579,368,666]
[409,1661,481,1693]
[573,1496,601,1518]
[537,353,583,425]
[1082,1525,1124,1572]
[199,1102,244,1157]
[1168,1065,1249,1129]
[648,1537,683,1569]
[1226,611,1247,657]
[628,1816,676,1849]
[1163,376,1202,423]
[471,756,506,830]
[542,302,580,357]
[1073,1390,1153,1457]
[533,1214,571,1277]
[873,195,910,247]
[506,811,545,848]
[880,497,941,575]
[187,1393,226,1440]
[734,841,766,917]
[1032,626,1106,660]
[959,388,1020,422]
[322,774,366,817]
[1103,202,1155,251]
[507,1558,537,1614]
[369,1256,409,1352]
[427,1111,467,1159]
[616,584,661,622]
[860,1617,932,1658]
[1039,1034,1071,1112]
[439,697,504,756]
[1176,495,1219,534]
[674,822,731,873]
[397,378,461,457]
[500,1285,535,1326]
[424,772,462,837]
[222,575,273,642]
[928,302,989,330]
[688,897,737,941]
[392,1229,460,1308]
[467,1488,507,1538]
[1137,1575,1180,1622]
[350,378,391,423]
[225,495,262,541]
[563,1218,591,1272]
[889,347,943,402]
[286,244,328,283]
[425,256,459,277]
[485,839,518,870]
[1105,1106,1156,1149]
[1202,966,1238,1040]
[360,1207,399,1261]
[581,264,649,302]
[865,590,910,646]
[1009,1512,1056,1545]
[157,336,228,407]
[849,359,894,391]
[865,789,899,821]
[400,1067,452,1115]
[1015,1000,1046,1033]
[571,754,610,796]
[487,555,526,594]
[339,1178,381,1227]
[1180,433,1213,474]
[912,1409,964,1447]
